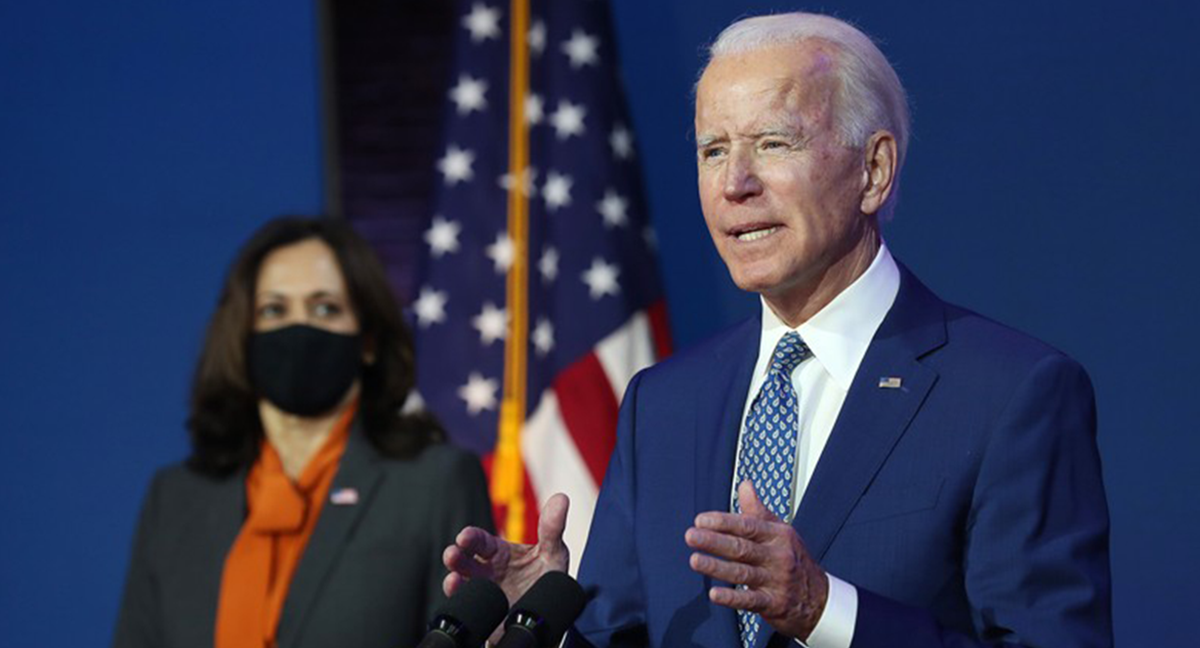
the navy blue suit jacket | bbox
[574,266,1111,648]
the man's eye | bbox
[760,140,788,150]
[700,147,726,160]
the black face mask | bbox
[248,325,363,417]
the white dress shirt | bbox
[731,243,900,648]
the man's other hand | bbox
[685,480,829,641]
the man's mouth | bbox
[732,225,780,242]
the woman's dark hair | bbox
[187,216,440,475]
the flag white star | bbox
[486,233,516,273]
[525,93,544,125]
[538,246,559,283]
[437,145,475,185]
[412,287,448,328]
[449,75,488,115]
[473,302,508,345]
[549,100,586,140]
[458,372,499,415]
[532,318,555,356]
[424,215,462,257]
[462,3,501,43]
[561,29,600,68]
[542,171,573,211]
[582,257,621,300]
[498,166,537,196]
[610,123,634,159]
[596,189,629,228]
[528,20,546,56]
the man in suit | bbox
[443,12,1111,647]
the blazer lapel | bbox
[793,267,947,563]
[275,422,384,645]
[691,315,760,647]
[186,467,246,646]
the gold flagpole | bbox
[493,0,531,542]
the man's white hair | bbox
[708,13,911,219]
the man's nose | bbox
[722,149,763,202]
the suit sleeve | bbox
[571,371,651,648]
[848,354,1112,648]
[112,471,166,648]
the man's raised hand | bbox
[442,492,571,606]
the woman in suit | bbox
[114,217,494,648]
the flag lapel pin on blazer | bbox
[330,487,359,505]
[878,376,903,389]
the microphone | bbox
[416,578,509,648]
[494,572,588,648]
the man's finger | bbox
[455,526,500,559]
[537,493,570,548]
[685,527,768,565]
[693,510,775,542]
[688,551,767,587]
[442,571,466,597]
[736,480,780,523]
[443,544,495,579]
[708,583,773,614]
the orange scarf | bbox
[214,402,357,648]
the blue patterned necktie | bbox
[734,331,810,648]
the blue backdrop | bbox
[1,0,1196,645]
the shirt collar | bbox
[758,243,900,390]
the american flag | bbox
[413,0,669,572]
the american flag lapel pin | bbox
[878,376,903,389]
[330,487,359,506]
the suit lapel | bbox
[694,315,761,518]
[793,266,947,562]
[690,315,760,648]
[276,421,384,645]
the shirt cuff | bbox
[794,572,857,648]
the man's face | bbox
[695,42,874,304]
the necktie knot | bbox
[769,331,809,376]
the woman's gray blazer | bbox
[113,425,494,648]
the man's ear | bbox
[860,130,897,216]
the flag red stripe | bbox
[521,463,541,544]
[648,299,673,358]
[552,351,620,486]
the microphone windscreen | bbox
[436,578,509,647]
[509,571,588,644]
